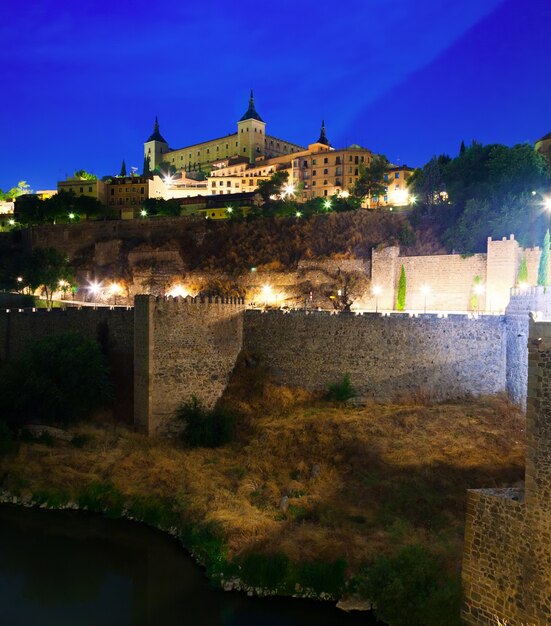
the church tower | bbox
[143,117,169,172]
[237,91,267,163]
[308,120,333,153]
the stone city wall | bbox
[462,319,551,625]
[134,295,245,435]
[0,306,135,422]
[243,310,507,401]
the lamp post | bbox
[421,285,431,314]
[372,285,382,313]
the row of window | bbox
[109,187,145,195]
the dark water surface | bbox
[0,504,381,626]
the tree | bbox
[352,155,389,205]
[397,265,406,311]
[23,248,74,310]
[257,170,290,202]
[0,332,111,428]
[538,229,550,288]
[517,256,528,285]
[143,155,151,176]
[74,170,97,180]
[4,181,31,199]
[325,268,369,312]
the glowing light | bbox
[473,283,485,296]
[282,184,296,198]
[391,188,409,205]
[262,284,273,299]
[226,207,233,214]
[167,284,189,298]
[68,213,75,220]
[421,285,431,296]
[58,279,69,289]
[340,190,350,199]
[519,281,529,291]
[409,195,417,205]
[164,175,174,186]
[109,282,123,296]
[8,218,15,226]
[140,209,147,217]
[269,194,279,201]
[372,285,382,296]
[88,281,102,296]
[295,211,302,218]
[532,190,538,196]
[544,196,551,212]
[324,199,332,209]
[16,276,23,283]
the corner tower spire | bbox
[317,119,330,146]
[147,116,167,143]
[240,89,264,122]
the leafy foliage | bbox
[175,397,235,448]
[0,332,111,427]
[21,247,74,309]
[410,141,550,252]
[356,544,461,626]
[397,264,407,311]
[517,256,528,284]
[326,374,356,403]
[538,229,550,287]
[352,154,390,204]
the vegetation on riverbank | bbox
[0,361,525,625]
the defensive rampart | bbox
[244,310,507,400]
[134,295,245,434]
[462,319,551,625]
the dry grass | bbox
[0,377,525,581]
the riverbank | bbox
[0,390,525,623]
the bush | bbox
[296,558,347,598]
[326,374,356,403]
[0,332,111,427]
[0,421,17,456]
[239,552,290,590]
[175,397,235,448]
[356,544,461,626]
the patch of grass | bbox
[295,559,347,598]
[239,552,290,591]
[70,434,91,448]
[77,482,124,516]
[176,397,235,448]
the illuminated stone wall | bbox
[134,295,245,435]
[243,310,507,401]
[462,319,551,625]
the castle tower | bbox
[308,120,333,153]
[237,90,266,163]
[143,117,169,172]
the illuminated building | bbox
[57,177,107,204]
[144,91,304,173]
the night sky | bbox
[2,0,550,191]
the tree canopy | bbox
[409,141,551,252]
[352,154,390,205]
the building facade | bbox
[57,177,107,204]
[144,92,304,173]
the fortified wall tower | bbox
[134,295,245,435]
[462,318,551,625]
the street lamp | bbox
[324,199,332,210]
[109,282,123,305]
[421,285,431,313]
[8,218,15,226]
[140,209,147,218]
[282,184,296,198]
[261,284,273,308]
[372,285,382,312]
[68,213,75,221]
[473,282,485,314]
[295,211,302,218]
[88,281,102,302]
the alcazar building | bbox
[144,91,304,173]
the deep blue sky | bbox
[2,0,550,190]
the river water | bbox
[0,504,382,626]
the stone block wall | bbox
[243,311,507,401]
[462,319,551,625]
[0,306,135,422]
[134,295,245,434]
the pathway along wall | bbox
[243,310,507,401]
[462,320,551,625]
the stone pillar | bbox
[486,235,519,312]
[134,295,155,434]
[371,245,399,310]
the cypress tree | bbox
[538,229,550,288]
[517,256,528,285]
[459,140,466,156]
[397,265,406,311]
[143,155,151,176]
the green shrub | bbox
[0,332,111,428]
[296,559,347,598]
[326,374,356,403]
[239,552,290,590]
[0,421,17,456]
[397,264,406,311]
[70,434,91,448]
[175,397,235,448]
[77,482,124,516]
[356,544,461,626]
[128,495,178,528]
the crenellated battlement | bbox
[0,306,134,315]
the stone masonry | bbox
[462,319,551,625]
